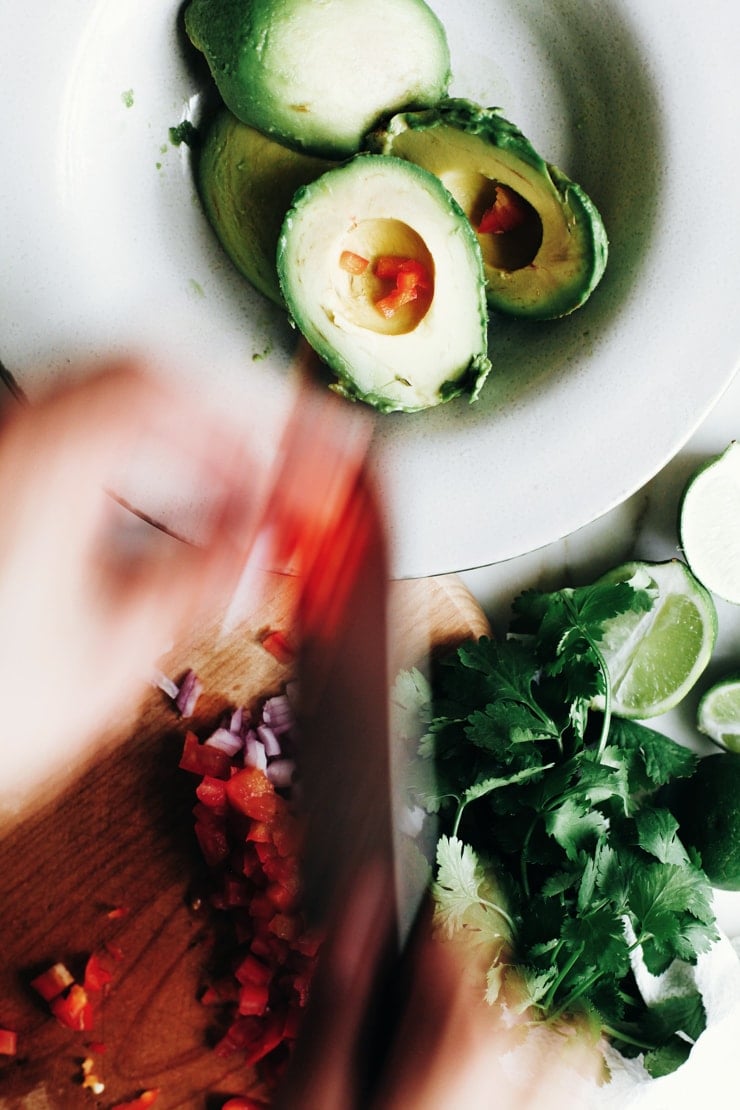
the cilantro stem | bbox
[479,897,517,933]
[591,639,613,760]
[599,1023,659,1052]
[561,594,613,761]
[520,817,537,898]
[542,940,585,1012]
[548,966,601,1022]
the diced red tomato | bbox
[477,183,528,234]
[50,984,94,1032]
[0,1028,17,1055]
[110,1091,160,1110]
[196,775,229,813]
[106,905,129,921]
[226,767,277,823]
[339,250,369,274]
[237,980,270,1016]
[179,730,231,779]
[260,630,295,664]
[271,813,302,857]
[246,820,273,844]
[235,954,272,988]
[194,814,230,868]
[184,681,320,1093]
[83,952,114,994]
[268,914,301,944]
[30,961,75,1002]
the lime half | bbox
[680,441,740,604]
[697,676,740,752]
[594,559,717,719]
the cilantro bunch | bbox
[421,578,718,1078]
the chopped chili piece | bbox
[260,630,296,664]
[478,183,528,234]
[373,255,431,318]
[0,1028,17,1056]
[339,250,369,274]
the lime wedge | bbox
[680,441,740,603]
[594,559,717,719]
[697,676,740,752]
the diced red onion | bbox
[230,706,245,734]
[257,725,281,759]
[175,669,203,717]
[262,695,294,736]
[266,759,296,789]
[204,727,244,757]
[244,732,267,771]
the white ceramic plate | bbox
[1,0,739,578]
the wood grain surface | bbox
[0,573,489,1110]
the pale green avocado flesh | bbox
[197,108,336,305]
[368,99,609,319]
[184,0,451,159]
[277,155,491,413]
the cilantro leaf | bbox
[609,718,698,791]
[635,808,689,866]
[432,835,515,937]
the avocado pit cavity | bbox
[333,219,434,336]
[444,172,543,272]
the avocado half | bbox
[197,108,336,305]
[368,99,609,319]
[184,0,451,159]
[277,155,491,413]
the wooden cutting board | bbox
[0,573,489,1110]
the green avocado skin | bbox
[197,108,336,305]
[184,0,451,159]
[368,98,609,320]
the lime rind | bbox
[594,560,717,719]
[680,441,740,604]
[697,675,740,752]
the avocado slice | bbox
[184,0,451,160]
[277,155,491,413]
[197,107,336,305]
[368,99,608,319]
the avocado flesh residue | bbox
[368,99,608,320]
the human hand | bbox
[0,362,262,812]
